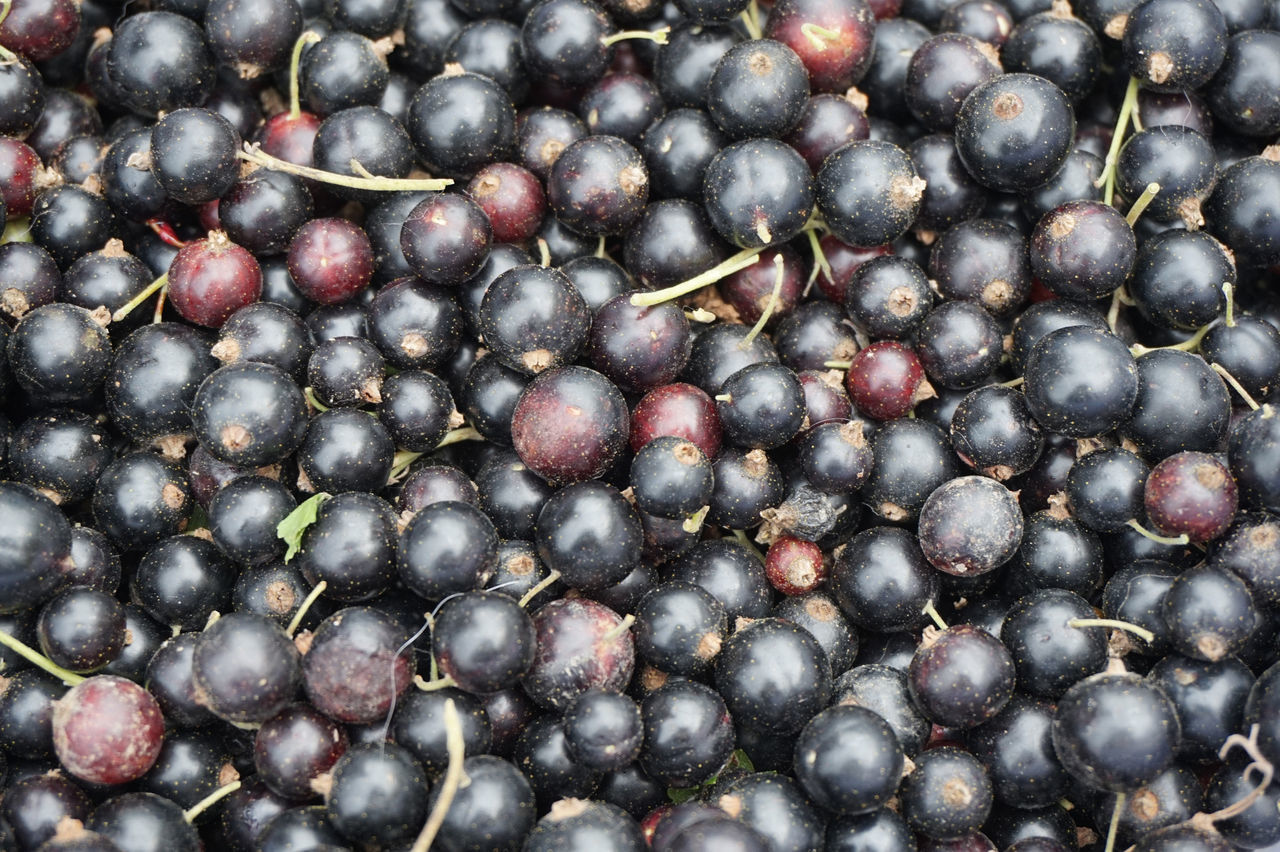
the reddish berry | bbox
[287,217,374,305]
[1145,450,1238,544]
[765,536,827,595]
[52,675,165,785]
[845,340,934,420]
[467,162,547,244]
[168,230,263,328]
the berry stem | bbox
[518,569,562,608]
[1103,792,1125,852]
[1066,618,1156,644]
[682,504,711,534]
[803,228,833,297]
[1223,282,1235,327]
[1199,724,1275,825]
[1000,376,1025,388]
[303,386,330,412]
[1095,76,1141,206]
[536,238,551,267]
[824,360,852,370]
[740,254,785,347]
[1124,181,1161,227]
[601,26,670,47]
[601,613,636,644]
[410,699,465,852]
[730,528,765,561]
[739,2,764,38]
[1130,320,1213,356]
[1125,518,1190,546]
[684,307,716,323]
[387,427,483,483]
[287,580,328,637]
[595,236,608,259]
[238,143,452,192]
[414,673,458,691]
[152,281,168,324]
[0,0,17,64]
[288,31,322,120]
[630,248,764,307]
[113,272,169,323]
[801,22,842,49]
[0,630,85,686]
[184,779,242,822]
[921,599,949,631]
[147,219,188,248]
[1212,363,1260,410]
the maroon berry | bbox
[845,340,934,420]
[167,230,263,328]
[256,111,321,169]
[765,536,827,596]
[814,235,891,304]
[630,382,723,459]
[0,0,80,62]
[511,365,630,484]
[765,0,878,93]
[1144,451,1238,544]
[467,162,547,244]
[798,369,854,427]
[0,137,42,217]
[522,597,636,711]
[399,192,493,286]
[719,245,805,326]
[52,675,165,785]
[287,217,374,305]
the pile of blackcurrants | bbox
[0,0,1276,846]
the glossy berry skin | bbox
[954,73,1075,193]
[294,492,396,603]
[325,743,429,850]
[1144,451,1238,544]
[1204,155,1280,271]
[521,597,635,711]
[511,366,630,484]
[818,141,924,249]
[1030,201,1136,302]
[303,606,416,724]
[706,39,810,139]
[1201,317,1280,402]
[716,618,831,734]
[165,232,264,329]
[92,453,193,553]
[520,0,614,87]
[717,363,806,450]
[905,34,1002,132]
[846,341,932,421]
[536,481,642,591]
[832,527,939,634]
[479,265,591,375]
[107,11,216,117]
[909,625,1016,729]
[765,0,876,92]
[1001,588,1109,698]
[918,476,1024,576]
[524,799,644,852]
[53,675,166,785]
[589,294,692,393]
[549,135,649,236]
[37,587,126,674]
[793,704,904,815]
[1162,564,1256,662]
[965,695,1071,809]
[765,536,826,596]
[1147,654,1253,763]
[298,408,394,494]
[562,688,643,772]
[398,500,498,600]
[468,162,547,243]
[640,679,735,787]
[192,612,301,724]
[1230,406,1280,515]
[913,301,1003,391]
[191,363,309,468]
[399,192,492,286]
[1122,0,1227,92]
[287,218,374,306]
[254,703,348,801]
[1051,673,1181,793]
[630,436,713,520]
[8,302,110,407]
[901,747,994,840]
[634,580,728,676]
[150,108,240,206]
[1023,326,1138,438]
[1207,31,1280,138]
[950,386,1043,480]
[702,138,814,248]
[9,410,113,505]
[863,418,961,522]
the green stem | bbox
[740,254,785,347]
[288,31,321,119]
[1223,282,1235,328]
[410,700,465,852]
[238,144,451,193]
[518,569,561,608]
[739,2,763,38]
[1130,320,1213,356]
[286,580,327,637]
[1000,376,1025,388]
[1212,363,1260,411]
[1125,181,1161,227]
[113,273,169,323]
[1104,793,1125,852]
[731,528,765,562]
[1126,518,1190,546]
[601,26,669,47]
[1067,618,1155,644]
[0,630,84,685]
[921,599,949,631]
[414,674,458,691]
[0,0,16,64]
[184,780,241,822]
[1095,77,1141,206]
[682,505,710,534]
[630,248,764,307]
[801,22,841,49]
[537,238,551,267]
[824,360,852,370]
[601,614,636,644]
[303,386,329,412]
[387,427,482,483]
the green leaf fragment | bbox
[276,492,331,563]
